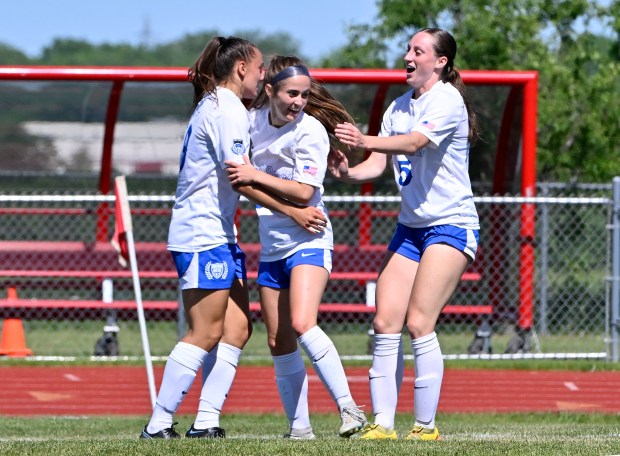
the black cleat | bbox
[140,423,181,439]
[185,424,226,438]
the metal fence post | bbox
[539,183,549,335]
[610,177,620,362]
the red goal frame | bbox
[0,66,538,331]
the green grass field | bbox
[1,413,619,455]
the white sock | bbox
[396,336,404,394]
[298,325,353,410]
[369,333,402,430]
[411,331,443,428]
[194,343,241,429]
[273,349,311,430]
[147,341,207,433]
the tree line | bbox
[1,0,618,183]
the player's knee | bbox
[222,322,253,349]
[183,332,222,352]
[406,320,436,340]
[291,319,315,336]
[373,316,398,334]
[234,320,253,344]
[267,331,299,356]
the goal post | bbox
[0,65,538,347]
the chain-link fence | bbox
[0,180,617,360]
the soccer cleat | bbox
[405,425,441,441]
[355,423,397,440]
[140,423,181,439]
[185,424,226,438]
[339,405,368,437]
[284,426,316,440]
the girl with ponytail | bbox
[330,28,480,441]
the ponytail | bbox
[444,65,480,144]
[419,28,480,144]
[188,36,258,110]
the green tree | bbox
[0,30,308,173]
[150,31,220,67]
[0,43,31,64]
[319,24,390,68]
[329,0,620,183]
[40,39,162,66]
[241,29,303,61]
[37,30,303,68]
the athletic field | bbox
[1,363,619,455]
[1,413,619,455]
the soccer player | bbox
[330,28,480,440]
[225,55,367,439]
[141,37,325,440]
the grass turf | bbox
[0,413,619,455]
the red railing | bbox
[0,66,538,329]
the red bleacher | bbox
[0,239,490,319]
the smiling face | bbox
[403,31,447,96]
[266,75,311,127]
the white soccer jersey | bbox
[167,87,249,252]
[249,107,334,261]
[381,81,480,230]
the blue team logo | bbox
[231,139,245,155]
[205,261,228,280]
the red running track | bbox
[1,366,619,416]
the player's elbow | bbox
[402,133,430,154]
[290,185,315,205]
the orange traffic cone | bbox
[1,288,33,357]
[0,319,33,357]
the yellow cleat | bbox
[405,425,441,441]
[356,424,397,440]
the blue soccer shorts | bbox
[388,223,479,263]
[257,248,332,289]
[170,243,247,290]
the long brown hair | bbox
[188,36,259,110]
[252,55,356,141]
[417,28,480,144]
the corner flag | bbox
[111,176,132,267]
[110,175,157,409]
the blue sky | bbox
[1,0,380,60]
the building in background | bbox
[22,121,185,175]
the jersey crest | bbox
[205,261,228,280]
[231,139,245,155]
